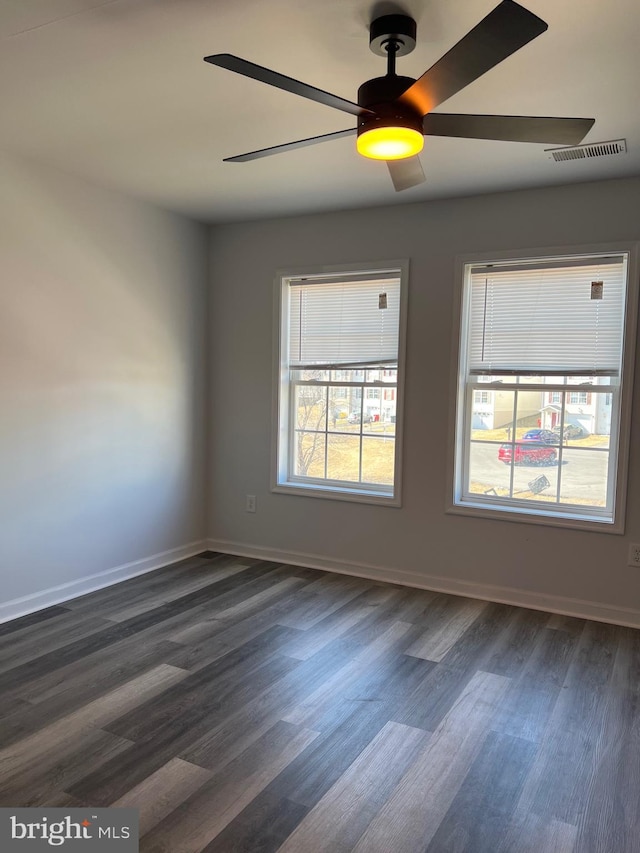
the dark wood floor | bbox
[1,553,638,852]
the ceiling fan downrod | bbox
[384,40,399,77]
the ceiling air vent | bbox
[546,139,627,162]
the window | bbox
[452,247,638,530]
[474,390,491,404]
[273,263,407,504]
[568,391,589,405]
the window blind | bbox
[467,255,627,376]
[288,275,401,369]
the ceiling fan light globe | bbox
[356,126,424,160]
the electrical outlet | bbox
[245,495,256,513]
[628,543,640,567]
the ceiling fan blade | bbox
[399,1,548,116]
[387,157,426,192]
[204,54,372,118]
[423,113,595,144]
[223,128,356,162]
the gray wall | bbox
[208,177,640,617]
[0,152,209,609]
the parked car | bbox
[552,423,584,439]
[498,442,557,465]
[347,411,372,424]
[521,428,558,444]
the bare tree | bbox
[295,375,327,476]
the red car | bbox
[498,442,557,465]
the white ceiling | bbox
[1,0,639,222]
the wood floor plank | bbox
[133,561,295,624]
[425,730,538,852]
[0,639,185,749]
[276,721,429,852]
[344,587,442,647]
[541,820,579,852]
[481,607,550,678]
[212,576,309,621]
[279,589,390,661]
[276,574,374,630]
[86,562,290,646]
[200,792,309,853]
[392,660,476,733]
[0,663,187,780]
[267,702,394,809]
[0,605,70,638]
[0,695,31,721]
[105,625,300,743]
[281,620,414,726]
[103,562,255,622]
[0,609,114,671]
[345,650,435,708]
[61,555,214,612]
[179,638,359,771]
[405,597,487,662]
[143,563,299,627]
[64,554,238,608]
[492,623,582,743]
[0,574,256,699]
[166,591,312,672]
[0,619,151,696]
[166,575,328,650]
[573,625,640,853]
[38,792,87,809]
[21,638,184,709]
[546,613,586,635]
[352,670,511,852]
[288,651,435,744]
[499,812,578,853]
[1,728,134,807]
[303,650,436,739]
[437,601,517,671]
[111,757,212,836]
[140,721,319,853]
[513,620,619,826]
[69,646,301,804]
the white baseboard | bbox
[0,540,209,625]
[207,538,640,630]
[5,536,638,630]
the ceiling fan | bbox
[204,0,595,191]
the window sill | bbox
[272,481,401,507]
[447,499,623,534]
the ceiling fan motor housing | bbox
[369,14,417,57]
[357,76,423,138]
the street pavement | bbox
[469,441,610,503]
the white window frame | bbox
[568,391,589,405]
[272,260,409,506]
[448,242,639,533]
